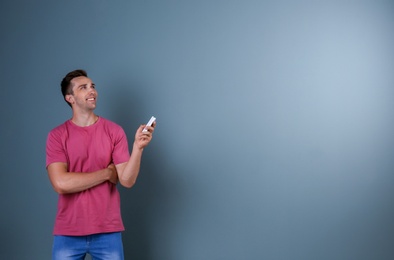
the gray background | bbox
[1,0,394,259]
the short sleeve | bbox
[112,127,130,165]
[46,129,67,168]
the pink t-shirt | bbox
[46,117,130,236]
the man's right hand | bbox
[107,164,119,185]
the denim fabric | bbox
[52,232,124,260]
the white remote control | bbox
[142,116,156,132]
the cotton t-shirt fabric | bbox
[46,117,130,236]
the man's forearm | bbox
[58,169,113,194]
[118,144,144,188]
[47,163,116,194]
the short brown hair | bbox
[60,69,88,107]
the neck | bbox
[71,111,98,127]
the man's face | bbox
[66,76,98,111]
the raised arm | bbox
[47,162,118,194]
[116,123,155,188]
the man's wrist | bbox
[133,142,144,152]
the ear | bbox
[65,94,74,105]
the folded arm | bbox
[47,162,118,194]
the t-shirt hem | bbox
[53,227,125,236]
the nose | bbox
[88,86,96,94]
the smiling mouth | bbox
[87,97,96,101]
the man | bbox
[46,69,155,259]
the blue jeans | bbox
[52,232,124,260]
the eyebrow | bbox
[77,83,95,89]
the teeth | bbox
[87,98,95,101]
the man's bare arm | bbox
[47,162,118,194]
[116,123,155,188]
